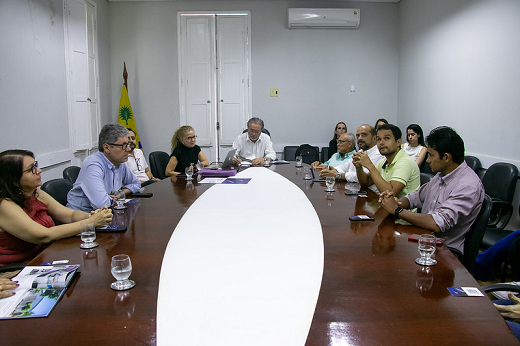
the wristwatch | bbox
[394,206,404,219]
[336,173,342,180]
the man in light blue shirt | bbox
[311,133,356,170]
[67,124,141,212]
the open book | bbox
[0,265,79,319]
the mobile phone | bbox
[408,234,445,245]
[345,190,367,197]
[131,192,153,198]
[349,215,375,221]
[95,225,127,232]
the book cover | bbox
[0,265,79,319]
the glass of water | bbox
[80,221,98,249]
[325,176,335,192]
[196,162,204,173]
[415,234,437,266]
[113,189,126,210]
[185,165,194,180]
[295,156,303,167]
[110,254,136,291]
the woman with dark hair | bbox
[0,150,112,269]
[375,118,388,131]
[402,124,427,166]
[165,126,209,177]
[328,122,347,160]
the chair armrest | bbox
[482,283,520,294]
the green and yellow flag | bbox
[118,84,142,149]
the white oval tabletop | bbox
[157,167,324,346]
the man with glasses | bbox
[311,133,356,170]
[125,128,160,186]
[67,124,141,212]
[232,117,275,166]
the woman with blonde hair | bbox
[165,126,209,177]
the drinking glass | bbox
[325,176,335,192]
[80,221,98,249]
[295,156,303,167]
[113,189,126,210]
[196,162,204,173]
[263,158,270,167]
[110,254,136,290]
[303,167,312,180]
[415,234,437,266]
[185,165,194,180]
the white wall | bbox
[0,0,111,181]
[108,1,399,154]
[399,0,520,228]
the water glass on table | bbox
[415,234,437,266]
[80,221,98,249]
[110,254,136,290]
[325,176,335,192]
[185,165,194,180]
[295,156,303,167]
[113,189,127,210]
[196,162,204,173]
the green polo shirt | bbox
[376,149,420,198]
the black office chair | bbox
[40,178,74,206]
[420,160,434,175]
[321,147,329,163]
[149,151,170,179]
[295,144,319,165]
[63,166,80,183]
[482,163,518,230]
[449,194,492,270]
[420,172,433,186]
[283,146,299,161]
[242,128,271,138]
[464,156,482,175]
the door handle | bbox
[207,100,211,103]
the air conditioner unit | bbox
[288,8,360,29]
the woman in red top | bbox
[0,150,112,273]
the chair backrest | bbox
[481,162,519,203]
[464,156,482,175]
[321,147,329,163]
[419,172,433,186]
[283,146,299,161]
[420,160,434,175]
[463,194,493,269]
[149,151,170,179]
[295,144,319,164]
[40,178,74,206]
[242,128,271,138]
[63,166,81,183]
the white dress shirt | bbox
[335,145,384,183]
[232,132,276,161]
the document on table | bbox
[199,178,227,184]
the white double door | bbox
[179,13,251,163]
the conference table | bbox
[1,164,517,345]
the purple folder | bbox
[199,169,237,177]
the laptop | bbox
[206,149,237,170]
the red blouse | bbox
[0,196,55,266]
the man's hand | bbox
[379,190,401,214]
[352,151,374,170]
[232,157,242,165]
[495,292,520,321]
[251,157,264,166]
[320,168,338,178]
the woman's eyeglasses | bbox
[23,161,39,174]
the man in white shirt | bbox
[125,128,160,186]
[320,124,383,183]
[232,117,276,166]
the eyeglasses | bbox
[248,129,261,134]
[186,135,197,141]
[23,161,39,174]
[108,142,131,150]
[337,140,352,144]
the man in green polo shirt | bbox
[353,123,420,198]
